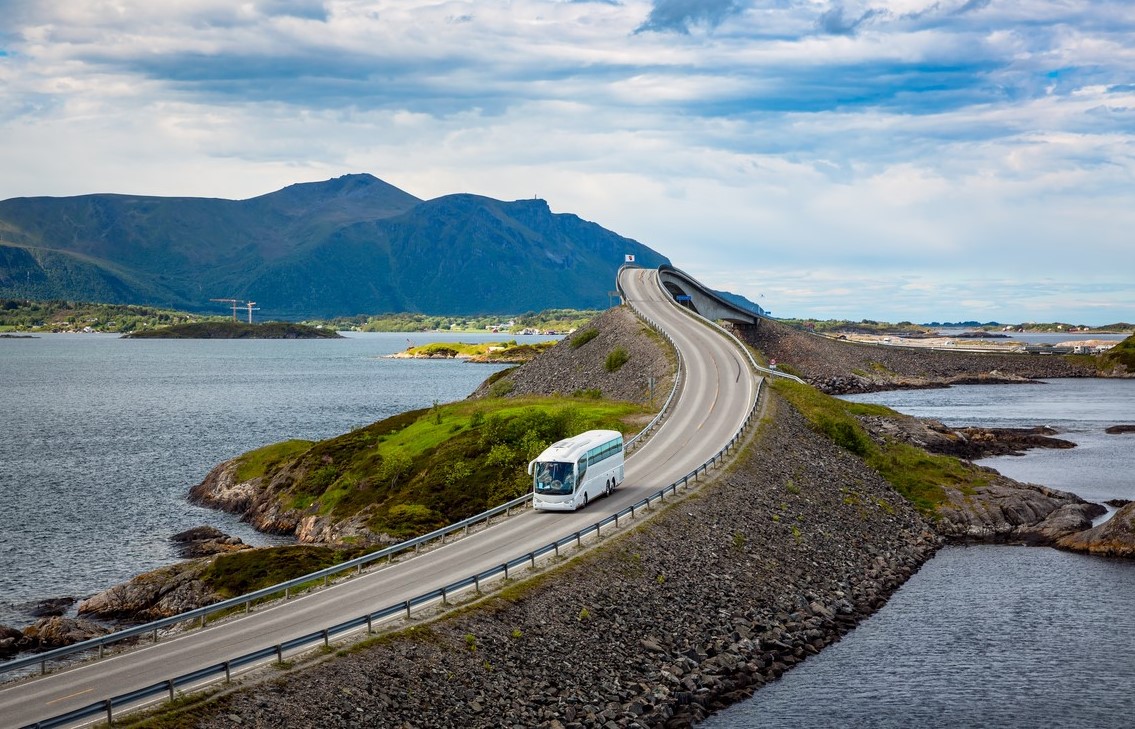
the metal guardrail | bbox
[18,267,760,729]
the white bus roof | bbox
[534,429,622,462]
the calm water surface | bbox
[705,378,1135,729]
[0,332,540,627]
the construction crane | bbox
[209,298,243,321]
[243,301,260,324]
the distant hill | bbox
[0,174,670,318]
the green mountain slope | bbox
[0,175,668,317]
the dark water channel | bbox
[704,378,1135,729]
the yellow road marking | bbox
[46,687,94,705]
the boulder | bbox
[77,559,223,622]
[21,616,110,649]
[171,525,250,558]
[26,596,76,618]
[936,476,1103,545]
[0,624,28,658]
[1057,501,1135,558]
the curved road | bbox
[1,267,759,728]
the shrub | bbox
[571,329,599,348]
[605,346,630,372]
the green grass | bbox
[403,340,556,361]
[772,379,987,517]
[228,396,650,539]
[202,545,370,598]
[234,440,313,482]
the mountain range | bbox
[0,174,671,318]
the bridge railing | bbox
[18,269,763,729]
[3,277,684,683]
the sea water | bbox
[0,332,538,628]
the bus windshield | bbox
[534,461,575,495]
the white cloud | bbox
[1,0,1133,323]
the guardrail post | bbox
[98,643,104,659]
[105,698,113,725]
[441,587,448,605]
[576,532,582,547]
[405,600,411,619]
[199,614,206,629]
[554,543,559,558]
[153,627,159,643]
[615,512,620,528]
[504,563,510,579]
[225,661,231,682]
[40,658,46,675]
[168,678,175,701]
[245,600,251,614]
[356,564,362,576]
[367,615,373,634]
[530,552,536,568]
[474,575,481,592]
[323,629,330,648]
[285,587,290,600]
[276,644,283,663]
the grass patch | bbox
[202,545,370,598]
[230,396,650,540]
[604,346,630,372]
[234,440,313,482]
[772,379,988,517]
[570,328,599,348]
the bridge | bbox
[656,263,767,324]
[1,266,780,729]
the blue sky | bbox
[1,0,1133,324]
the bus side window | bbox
[577,459,587,482]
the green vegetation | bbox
[1101,333,1135,370]
[604,346,630,372]
[0,299,222,333]
[331,309,601,334]
[202,545,369,598]
[125,321,341,339]
[230,396,649,539]
[773,379,987,516]
[570,328,600,348]
[401,339,557,362]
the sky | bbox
[1,1,1133,325]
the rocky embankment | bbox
[737,317,1101,394]
[186,395,941,729]
[469,306,675,403]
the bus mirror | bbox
[527,460,535,476]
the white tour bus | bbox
[528,429,625,511]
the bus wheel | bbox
[606,479,613,496]
[582,492,589,508]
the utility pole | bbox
[243,301,260,324]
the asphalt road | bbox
[1,266,760,728]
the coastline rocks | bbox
[0,618,112,657]
[21,616,111,649]
[172,526,251,558]
[77,559,222,622]
[1057,501,1135,557]
[935,477,1104,544]
[1105,424,1135,434]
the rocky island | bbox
[124,321,341,339]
